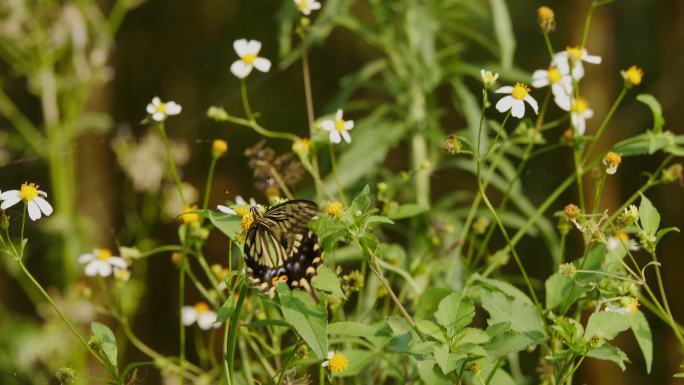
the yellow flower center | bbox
[547,67,561,83]
[537,6,555,22]
[212,140,228,157]
[194,302,210,314]
[297,0,310,10]
[156,103,167,114]
[335,119,346,132]
[20,182,39,201]
[627,297,640,314]
[616,232,629,242]
[566,46,582,61]
[511,83,530,100]
[97,249,112,261]
[327,202,344,219]
[235,207,249,217]
[292,138,311,154]
[242,53,256,64]
[241,212,254,231]
[571,97,589,114]
[114,269,130,281]
[603,151,622,167]
[328,353,349,373]
[623,65,643,85]
[180,205,200,224]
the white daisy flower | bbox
[480,69,499,88]
[322,109,354,144]
[78,249,127,277]
[182,302,220,330]
[0,182,54,221]
[230,39,271,79]
[554,47,602,80]
[569,97,593,135]
[294,0,321,15]
[321,351,349,373]
[494,83,539,119]
[605,297,639,315]
[531,65,572,98]
[146,97,182,122]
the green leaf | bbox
[434,345,465,374]
[386,203,429,220]
[416,320,446,343]
[489,0,516,69]
[630,310,653,373]
[121,361,155,381]
[584,311,632,341]
[209,211,242,241]
[479,290,544,341]
[639,194,660,235]
[328,321,379,338]
[312,265,344,297]
[91,322,118,369]
[545,273,582,311]
[656,226,680,244]
[586,343,630,370]
[276,284,328,359]
[245,319,291,329]
[434,292,475,334]
[484,324,535,357]
[470,274,533,306]
[215,296,235,323]
[637,94,665,134]
[416,359,451,385]
[331,349,375,377]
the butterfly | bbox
[243,199,323,297]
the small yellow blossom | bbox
[327,202,344,219]
[241,212,254,231]
[602,151,622,175]
[292,138,311,155]
[443,133,462,155]
[171,251,184,266]
[621,65,644,86]
[114,268,131,282]
[212,139,228,158]
[662,163,683,184]
[558,262,576,278]
[322,351,348,373]
[180,204,201,224]
[465,360,482,375]
[537,6,556,33]
[563,204,581,220]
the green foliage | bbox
[91,322,118,370]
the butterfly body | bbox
[243,200,322,297]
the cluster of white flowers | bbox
[182,302,220,330]
[78,248,130,280]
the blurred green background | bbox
[1,0,683,384]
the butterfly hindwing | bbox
[243,200,322,296]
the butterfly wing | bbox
[243,200,323,296]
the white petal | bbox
[235,196,246,205]
[27,201,41,221]
[182,307,197,326]
[37,190,47,197]
[197,312,217,330]
[217,205,236,215]
[495,96,514,113]
[253,57,271,73]
[146,103,156,114]
[78,253,95,263]
[571,62,584,80]
[108,256,128,269]
[311,1,321,9]
[85,261,100,276]
[233,39,249,57]
[524,95,539,114]
[327,352,335,360]
[1,196,21,210]
[152,97,161,106]
[511,99,525,118]
[152,112,165,122]
[344,120,354,130]
[335,109,343,120]
[33,197,53,216]
[531,70,549,88]
[552,55,570,75]
[0,190,20,200]
[554,94,571,111]
[321,120,335,131]
[98,262,112,277]
[321,361,329,367]
[166,102,182,115]
[494,86,513,94]
[582,53,602,64]
[329,130,342,144]
[583,109,594,120]
[245,40,262,55]
[572,114,586,135]
[341,131,352,143]
[230,60,252,79]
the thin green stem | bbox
[18,261,118,379]
[179,257,187,385]
[134,245,184,260]
[650,252,684,346]
[240,79,255,122]
[19,203,26,257]
[582,87,627,163]
[573,147,586,212]
[219,113,300,141]
[158,123,187,206]
[226,283,248,383]
[203,157,218,210]
[301,33,316,135]
[543,32,555,59]
[328,142,347,205]
[222,323,232,385]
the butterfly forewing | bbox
[243,200,322,297]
